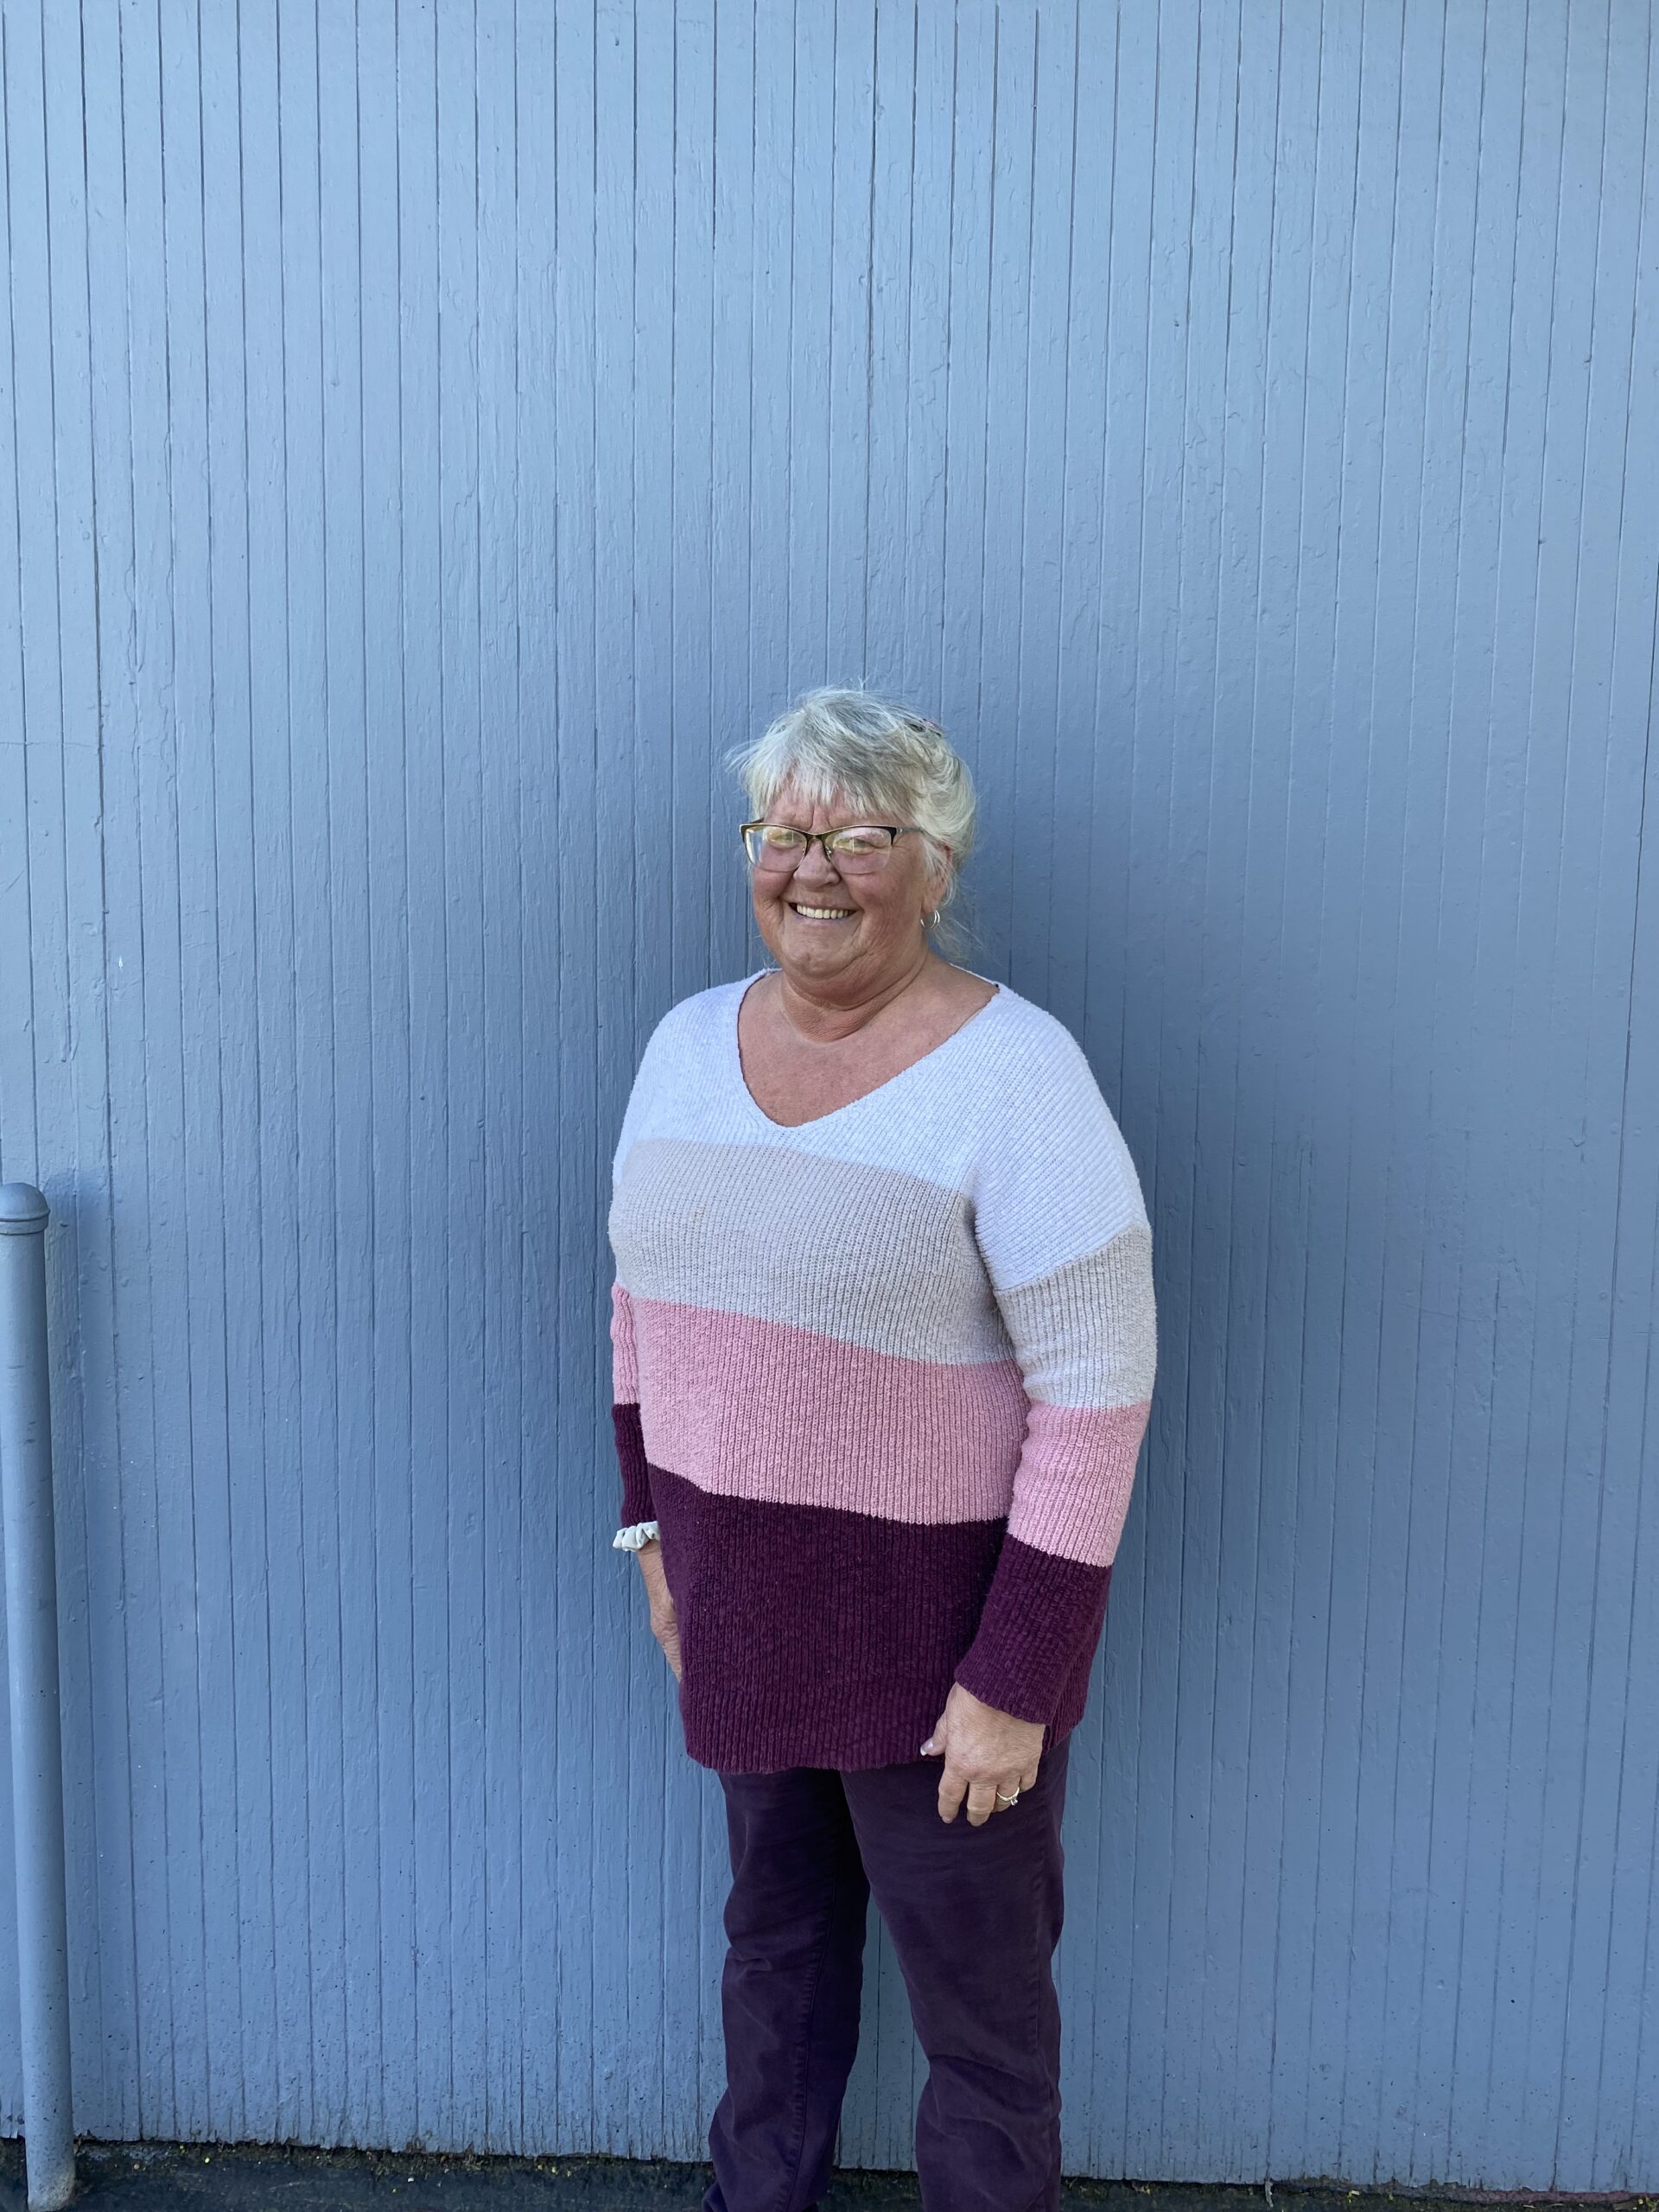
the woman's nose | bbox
[795,838,841,882]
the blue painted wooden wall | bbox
[1,0,1655,2187]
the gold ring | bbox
[995,1786,1020,1807]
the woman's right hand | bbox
[634,1541,683,1681]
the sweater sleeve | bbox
[953,1027,1157,1725]
[608,1281,656,1529]
[607,1019,666,1539]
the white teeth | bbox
[792,904,853,920]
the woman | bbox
[606,688,1157,2212]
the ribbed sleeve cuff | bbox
[612,1402,655,1526]
[953,1537,1113,1726]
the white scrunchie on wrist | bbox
[612,1520,660,1552]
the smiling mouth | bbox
[789,901,856,922]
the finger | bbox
[995,1776,1024,1811]
[965,1779,999,1827]
[937,1764,968,1824]
[1020,1757,1041,1792]
[919,1711,950,1757]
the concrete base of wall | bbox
[0,2139,1620,2212]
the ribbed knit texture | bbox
[607,966,1157,1772]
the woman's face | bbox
[749,778,945,995]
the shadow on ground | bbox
[0,2140,1624,2212]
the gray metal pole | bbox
[0,1185,74,2212]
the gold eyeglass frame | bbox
[739,821,925,868]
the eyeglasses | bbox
[740,821,924,874]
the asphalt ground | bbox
[1,2141,1640,2212]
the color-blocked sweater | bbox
[607,966,1157,1773]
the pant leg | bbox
[840,1732,1071,2212]
[703,1765,872,2212]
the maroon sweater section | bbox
[612,1404,1109,1771]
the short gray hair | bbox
[725,687,977,951]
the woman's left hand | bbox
[920,1683,1045,1826]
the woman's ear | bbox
[922,837,952,906]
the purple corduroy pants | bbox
[702,1732,1072,2212]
